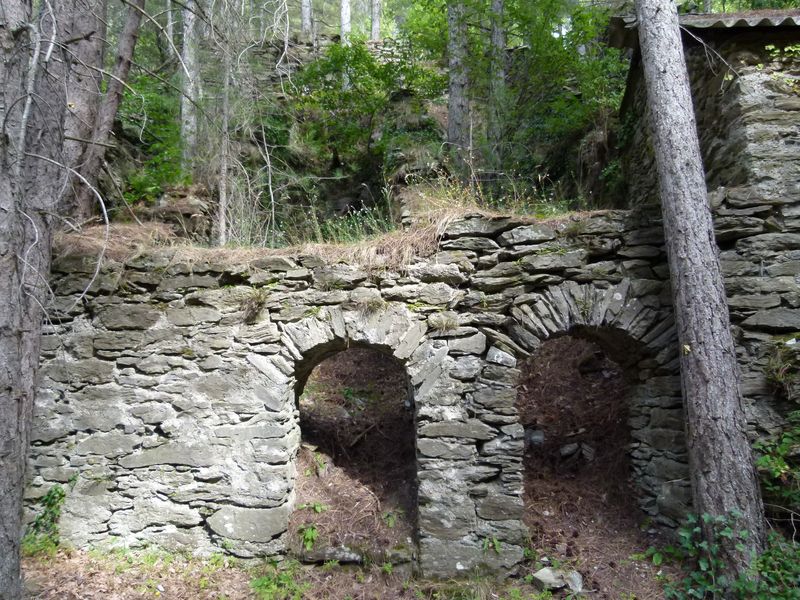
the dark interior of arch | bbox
[291,346,418,565]
[517,334,656,593]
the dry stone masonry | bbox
[27,17,799,577]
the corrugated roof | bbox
[608,10,800,48]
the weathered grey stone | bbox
[440,237,500,252]
[486,346,517,367]
[418,420,496,440]
[158,274,219,291]
[97,305,162,330]
[727,294,781,310]
[497,224,556,246]
[408,263,468,285]
[472,387,516,410]
[448,332,486,355]
[531,567,568,591]
[725,276,797,295]
[166,306,222,326]
[476,494,524,520]
[657,480,691,521]
[250,256,298,271]
[119,443,215,468]
[444,216,517,238]
[743,307,800,332]
[522,250,587,271]
[108,497,202,533]
[43,358,115,385]
[206,504,291,542]
[417,439,475,459]
[450,356,484,380]
[418,502,476,539]
[75,432,138,457]
[313,264,367,288]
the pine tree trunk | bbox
[371,0,380,41]
[487,0,505,170]
[181,1,199,170]
[62,0,107,221]
[72,0,145,216]
[446,0,470,177]
[0,1,74,596]
[635,0,766,581]
[340,0,351,44]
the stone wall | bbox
[622,26,800,430]
[31,209,691,577]
[27,26,799,578]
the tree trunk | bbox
[218,53,230,246]
[166,0,175,50]
[487,0,505,170]
[0,1,74,596]
[181,1,199,170]
[446,0,470,177]
[340,0,351,44]
[371,0,380,41]
[72,0,145,217]
[635,0,766,582]
[301,0,312,39]
[62,0,107,221]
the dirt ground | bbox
[24,344,672,599]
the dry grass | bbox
[24,547,252,599]
[52,215,451,273]
[51,176,611,273]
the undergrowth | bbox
[645,512,800,599]
[22,479,73,557]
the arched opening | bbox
[517,332,664,597]
[290,346,417,568]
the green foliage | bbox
[299,501,328,514]
[22,482,70,556]
[650,512,800,599]
[291,38,445,172]
[660,512,749,599]
[482,536,501,554]
[298,524,318,551]
[250,561,311,600]
[391,0,447,59]
[754,410,800,516]
[118,74,187,204]
[732,532,800,599]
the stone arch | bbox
[504,279,690,526]
[272,302,530,576]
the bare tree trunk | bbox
[487,0,505,170]
[447,0,470,177]
[301,0,312,38]
[340,0,351,43]
[72,0,145,217]
[0,1,74,596]
[62,0,107,220]
[703,0,712,12]
[370,0,380,41]
[636,0,766,582]
[166,0,175,46]
[181,0,199,170]
[218,53,230,246]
